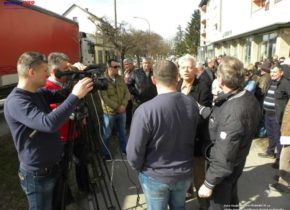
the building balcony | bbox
[201,29,206,37]
[201,4,207,12]
[253,0,267,7]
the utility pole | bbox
[114,0,117,28]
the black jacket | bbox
[127,68,157,104]
[177,78,213,156]
[199,71,213,90]
[264,77,290,124]
[177,78,213,107]
[204,90,261,189]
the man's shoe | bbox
[258,152,275,159]
[269,183,290,193]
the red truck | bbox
[0,0,80,98]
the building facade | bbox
[63,4,115,65]
[198,0,290,65]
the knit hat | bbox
[261,62,271,73]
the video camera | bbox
[56,64,108,91]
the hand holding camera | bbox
[72,77,94,99]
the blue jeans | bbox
[18,166,60,210]
[265,112,281,159]
[102,112,127,155]
[138,173,192,210]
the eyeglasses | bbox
[111,66,120,69]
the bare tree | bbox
[89,16,170,67]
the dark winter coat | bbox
[204,90,261,188]
[127,68,157,105]
[177,78,213,156]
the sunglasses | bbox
[111,65,120,69]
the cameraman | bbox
[46,52,77,141]
[4,51,93,210]
[45,52,82,208]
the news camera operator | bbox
[4,51,93,210]
[45,52,86,209]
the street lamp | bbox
[133,16,151,56]
[133,16,150,35]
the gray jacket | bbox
[204,90,261,189]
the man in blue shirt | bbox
[4,51,93,210]
[126,60,199,210]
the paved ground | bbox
[1,108,288,209]
[72,138,288,210]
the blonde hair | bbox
[217,56,245,90]
[17,52,46,77]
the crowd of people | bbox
[4,51,290,210]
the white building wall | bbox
[206,0,221,45]
[208,0,290,43]
[200,0,290,63]
[64,7,96,35]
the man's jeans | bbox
[265,112,281,159]
[18,166,59,210]
[102,112,127,155]
[138,172,192,210]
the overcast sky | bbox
[34,0,200,40]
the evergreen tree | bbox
[173,25,187,56]
[184,9,200,55]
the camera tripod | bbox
[58,92,121,210]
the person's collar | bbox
[157,85,176,95]
[48,76,63,87]
[181,79,194,88]
[124,68,133,74]
[214,89,242,106]
[109,75,116,82]
[17,80,37,93]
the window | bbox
[88,43,95,54]
[244,38,252,64]
[98,50,103,64]
[258,33,277,60]
[230,41,238,57]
